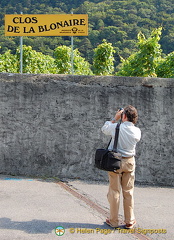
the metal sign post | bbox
[20,12,23,73]
[71,35,74,75]
[71,11,74,75]
[20,35,23,73]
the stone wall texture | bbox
[0,73,173,186]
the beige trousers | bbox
[107,157,135,227]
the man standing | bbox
[101,105,141,229]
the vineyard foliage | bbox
[0,27,174,77]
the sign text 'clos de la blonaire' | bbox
[5,14,88,36]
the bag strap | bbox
[106,138,112,149]
[113,123,120,152]
[106,123,120,151]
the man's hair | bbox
[124,105,138,124]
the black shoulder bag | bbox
[95,123,122,172]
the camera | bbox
[119,108,124,122]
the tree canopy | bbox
[0,0,173,68]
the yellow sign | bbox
[5,14,88,36]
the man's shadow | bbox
[0,218,124,234]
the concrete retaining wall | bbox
[0,73,173,186]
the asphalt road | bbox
[0,175,173,240]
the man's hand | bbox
[111,108,124,123]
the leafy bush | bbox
[93,39,115,75]
[54,45,93,75]
[117,27,162,77]
[156,52,174,78]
